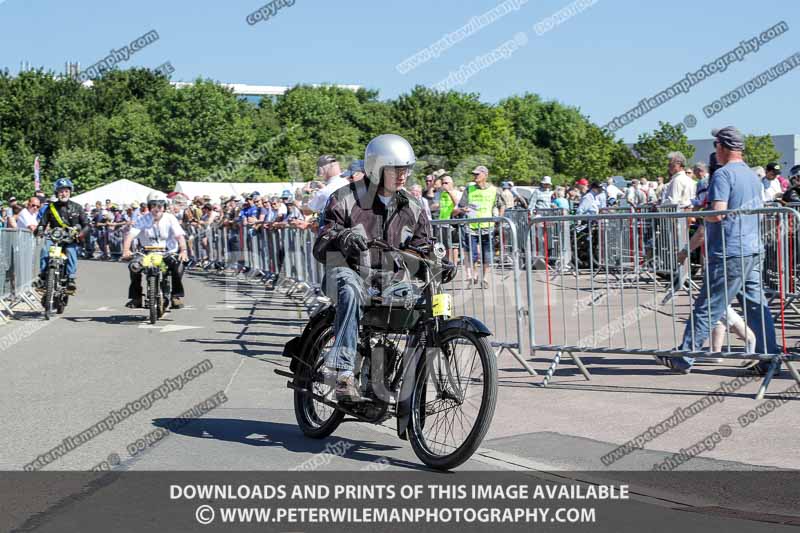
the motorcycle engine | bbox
[352,338,401,423]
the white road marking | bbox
[137,324,203,333]
[224,358,246,395]
[160,325,203,333]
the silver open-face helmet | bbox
[364,134,416,186]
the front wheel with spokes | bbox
[408,328,497,470]
[42,267,56,320]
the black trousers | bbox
[128,260,185,300]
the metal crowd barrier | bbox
[432,216,535,375]
[765,201,800,310]
[194,217,536,374]
[0,229,42,321]
[189,207,800,399]
[197,222,327,314]
[524,207,800,399]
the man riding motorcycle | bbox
[35,178,89,293]
[313,133,452,402]
[121,191,189,309]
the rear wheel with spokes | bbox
[293,320,345,438]
[408,328,497,470]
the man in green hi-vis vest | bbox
[433,174,462,265]
[452,165,504,288]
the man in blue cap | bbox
[660,126,781,377]
[341,159,365,183]
[318,160,365,229]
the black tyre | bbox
[42,268,56,320]
[56,294,68,314]
[293,318,345,438]
[147,275,158,324]
[408,328,497,470]
[162,276,172,313]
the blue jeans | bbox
[255,230,268,271]
[323,267,366,374]
[85,231,96,256]
[227,231,241,268]
[678,254,779,367]
[466,232,493,264]
[40,240,78,279]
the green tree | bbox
[609,139,638,175]
[0,139,37,199]
[52,147,112,194]
[152,79,256,184]
[0,67,657,198]
[743,134,782,168]
[561,124,617,180]
[89,68,172,117]
[103,101,165,188]
[500,95,619,180]
[391,86,489,175]
[0,69,91,176]
[273,85,364,180]
[632,122,695,178]
[474,108,553,185]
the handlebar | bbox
[43,227,80,243]
[367,240,437,267]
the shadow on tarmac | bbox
[152,417,433,471]
[182,337,289,360]
[63,314,148,325]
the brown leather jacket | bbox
[313,180,433,278]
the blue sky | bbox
[1,0,798,143]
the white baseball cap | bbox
[541,176,553,185]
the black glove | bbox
[338,229,368,257]
[439,258,457,284]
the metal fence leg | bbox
[290,282,310,299]
[567,351,592,381]
[754,356,781,400]
[540,350,562,387]
[19,289,42,311]
[0,298,15,319]
[498,345,537,376]
[785,356,800,388]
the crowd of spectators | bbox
[488,154,800,217]
[3,152,799,259]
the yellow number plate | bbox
[49,246,62,256]
[142,253,164,268]
[432,293,452,318]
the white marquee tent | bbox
[174,181,299,201]
[71,179,162,206]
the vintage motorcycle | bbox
[129,246,174,324]
[277,240,497,470]
[40,227,79,320]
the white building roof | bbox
[80,80,360,96]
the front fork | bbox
[395,317,488,439]
[395,323,434,440]
[144,269,161,306]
